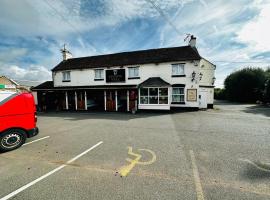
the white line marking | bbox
[0,141,103,200]
[23,136,50,146]
[189,150,205,200]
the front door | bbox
[199,90,207,108]
[106,90,115,111]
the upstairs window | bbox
[95,69,104,80]
[62,71,71,82]
[128,67,139,79]
[172,87,185,103]
[172,64,185,76]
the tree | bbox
[214,88,226,100]
[224,68,267,102]
[263,68,270,103]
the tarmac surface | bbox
[0,101,269,200]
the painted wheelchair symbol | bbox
[116,146,156,177]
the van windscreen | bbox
[0,92,18,105]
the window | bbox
[172,64,185,76]
[159,88,168,104]
[140,88,168,105]
[128,67,139,79]
[140,88,148,104]
[172,87,185,103]
[95,69,104,80]
[62,71,70,82]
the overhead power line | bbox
[43,0,99,53]
[144,0,186,39]
[213,61,270,64]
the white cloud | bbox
[0,65,51,81]
[237,4,270,51]
[0,48,28,63]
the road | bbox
[0,101,269,200]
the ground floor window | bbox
[140,88,168,104]
[172,87,185,103]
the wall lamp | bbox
[191,71,196,82]
[212,77,216,85]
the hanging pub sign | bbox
[106,69,126,83]
[187,89,197,101]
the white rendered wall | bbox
[53,60,204,108]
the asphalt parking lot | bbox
[0,101,270,200]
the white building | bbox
[32,36,216,112]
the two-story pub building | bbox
[32,36,216,112]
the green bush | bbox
[224,68,267,103]
[214,88,226,100]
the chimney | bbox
[61,44,72,61]
[189,35,196,47]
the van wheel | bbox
[0,129,26,152]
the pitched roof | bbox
[32,81,54,90]
[139,77,170,87]
[52,46,201,71]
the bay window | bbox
[140,88,168,105]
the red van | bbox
[0,91,38,152]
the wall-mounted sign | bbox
[187,89,197,101]
[106,69,125,83]
[5,85,16,89]
[0,84,16,89]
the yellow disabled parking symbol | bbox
[116,146,156,177]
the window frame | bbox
[62,71,71,82]
[94,69,104,81]
[171,63,185,77]
[139,87,169,105]
[128,66,140,79]
[171,87,185,104]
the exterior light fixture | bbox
[212,77,216,85]
[199,73,203,80]
[191,71,196,82]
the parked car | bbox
[0,91,38,152]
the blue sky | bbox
[0,0,270,87]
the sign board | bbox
[187,89,197,101]
[106,69,125,83]
[5,85,16,89]
[0,84,16,89]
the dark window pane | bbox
[159,97,168,104]
[149,88,158,96]
[140,88,148,96]
[140,96,148,104]
[159,88,168,96]
[149,96,158,104]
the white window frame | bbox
[62,71,71,82]
[172,87,185,103]
[94,69,104,80]
[139,87,169,105]
[128,67,140,78]
[172,63,185,76]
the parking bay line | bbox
[0,141,103,200]
[23,136,50,146]
[189,150,205,200]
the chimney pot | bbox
[189,35,196,47]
